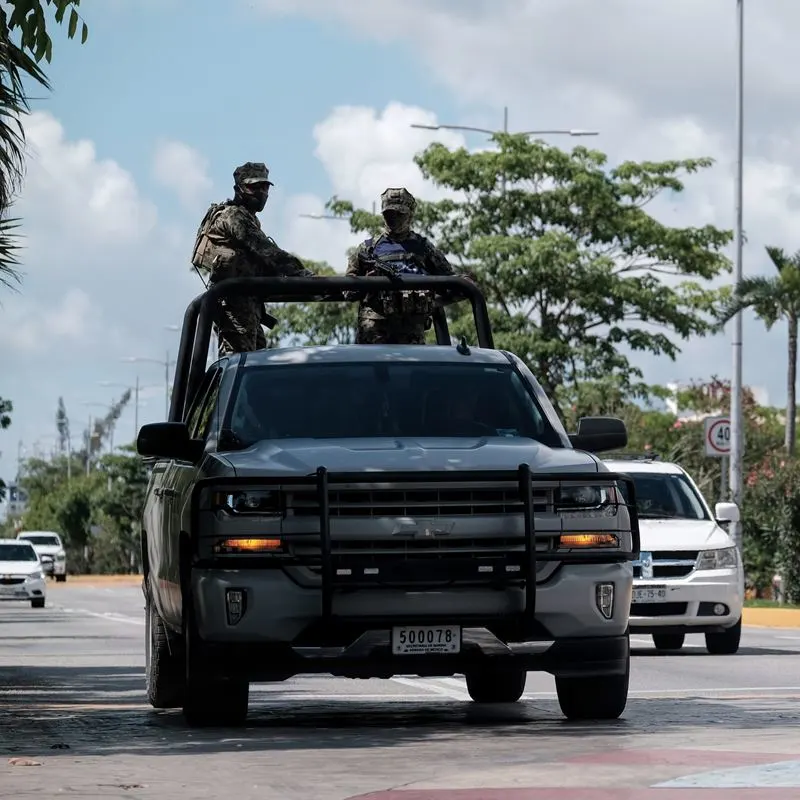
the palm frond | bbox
[717,275,785,328]
[765,245,787,274]
[0,23,50,284]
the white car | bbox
[0,538,47,607]
[603,456,744,655]
[16,530,67,581]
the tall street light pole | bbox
[411,105,599,138]
[410,106,599,193]
[99,379,158,442]
[729,0,745,555]
[121,352,175,418]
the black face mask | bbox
[383,210,411,235]
[236,184,270,213]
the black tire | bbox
[465,666,527,703]
[31,597,45,608]
[182,679,250,727]
[555,647,630,720]
[705,616,742,655]
[653,633,685,651]
[146,600,185,708]
[55,574,66,583]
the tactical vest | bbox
[361,235,433,317]
[191,202,232,277]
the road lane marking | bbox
[56,607,144,625]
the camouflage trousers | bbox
[214,299,267,357]
[355,313,428,345]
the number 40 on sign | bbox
[704,415,731,458]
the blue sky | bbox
[2,0,800,494]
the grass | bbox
[744,598,800,609]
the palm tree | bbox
[0,14,50,290]
[719,246,800,454]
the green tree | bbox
[0,0,88,286]
[327,136,732,416]
[0,395,13,500]
[266,260,357,346]
[719,245,800,454]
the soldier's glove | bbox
[260,305,278,330]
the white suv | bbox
[603,455,744,655]
[16,531,67,581]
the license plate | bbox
[391,625,461,655]
[633,585,669,603]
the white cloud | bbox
[0,113,205,484]
[280,102,469,270]
[3,288,98,353]
[19,112,157,247]
[152,139,213,212]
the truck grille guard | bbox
[189,466,640,639]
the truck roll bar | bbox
[169,275,494,422]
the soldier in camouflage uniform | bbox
[191,162,316,356]
[345,187,459,344]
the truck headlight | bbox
[555,485,618,518]
[55,550,66,561]
[696,547,738,571]
[212,490,283,517]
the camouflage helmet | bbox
[380,187,416,214]
[233,162,274,188]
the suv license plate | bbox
[633,585,668,603]
[391,625,461,655]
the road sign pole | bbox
[720,455,729,503]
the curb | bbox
[47,575,142,587]
[743,607,800,628]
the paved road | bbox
[1,585,800,799]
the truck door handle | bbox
[155,488,177,498]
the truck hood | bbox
[0,560,41,576]
[638,518,733,552]
[222,437,600,477]
[26,544,63,557]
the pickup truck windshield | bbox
[0,544,38,562]
[228,362,561,445]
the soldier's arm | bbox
[421,237,480,285]
[345,244,367,277]
[220,208,314,277]
[421,238,456,275]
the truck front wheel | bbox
[555,656,630,721]
[146,600,185,709]
[182,679,250,727]
[465,666,527,703]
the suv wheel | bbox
[705,616,742,655]
[146,599,185,708]
[465,666,527,703]
[555,652,630,720]
[182,680,250,727]
[31,597,45,608]
[653,633,685,651]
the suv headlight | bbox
[696,547,738,571]
[26,570,43,580]
[212,489,283,517]
[555,485,618,518]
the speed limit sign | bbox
[704,415,731,457]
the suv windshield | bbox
[0,544,38,562]
[19,534,60,547]
[227,362,561,445]
[617,471,709,521]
